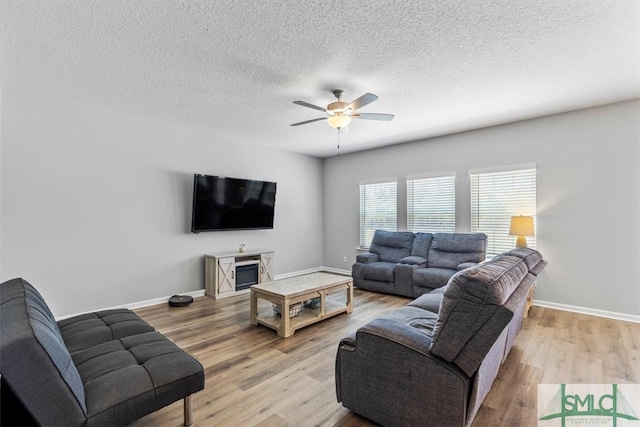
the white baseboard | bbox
[274,266,351,278]
[55,289,206,321]
[273,267,324,279]
[123,289,206,311]
[317,266,352,275]
[533,299,640,324]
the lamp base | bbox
[515,236,528,248]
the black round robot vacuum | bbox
[168,295,193,307]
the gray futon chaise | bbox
[0,277,205,426]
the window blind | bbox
[407,174,455,233]
[470,166,536,257]
[359,180,397,248]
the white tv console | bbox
[204,249,274,300]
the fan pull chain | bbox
[337,128,341,156]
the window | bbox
[470,165,536,257]
[359,180,397,248]
[407,173,456,233]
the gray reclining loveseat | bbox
[353,230,487,297]
[0,277,205,426]
[337,247,547,426]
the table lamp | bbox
[509,215,534,248]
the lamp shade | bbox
[327,115,352,129]
[509,215,535,236]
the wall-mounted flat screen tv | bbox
[191,174,277,232]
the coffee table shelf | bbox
[250,272,353,338]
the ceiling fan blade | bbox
[293,100,326,112]
[346,93,379,111]
[353,113,394,121]
[290,117,326,127]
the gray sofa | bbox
[353,230,487,298]
[336,247,547,426]
[0,277,205,426]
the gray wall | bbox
[323,100,640,317]
[1,88,324,317]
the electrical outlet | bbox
[343,256,347,263]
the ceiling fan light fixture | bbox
[327,101,348,113]
[327,114,352,129]
[291,89,393,131]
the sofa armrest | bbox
[356,252,379,264]
[393,263,419,297]
[399,256,427,266]
[357,317,435,356]
[457,262,478,271]
[338,332,357,350]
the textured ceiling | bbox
[2,1,639,158]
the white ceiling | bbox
[2,1,639,158]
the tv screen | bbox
[191,174,277,232]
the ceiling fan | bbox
[290,90,394,129]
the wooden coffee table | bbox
[250,272,353,338]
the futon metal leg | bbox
[183,394,193,426]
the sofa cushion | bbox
[428,233,487,269]
[408,287,446,313]
[360,262,396,282]
[370,230,414,262]
[59,309,155,353]
[429,254,529,374]
[457,262,477,270]
[72,331,205,426]
[410,232,433,258]
[359,306,439,348]
[0,278,87,425]
[412,267,455,290]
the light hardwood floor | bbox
[131,289,640,427]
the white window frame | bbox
[406,172,456,233]
[469,165,537,257]
[359,179,398,248]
